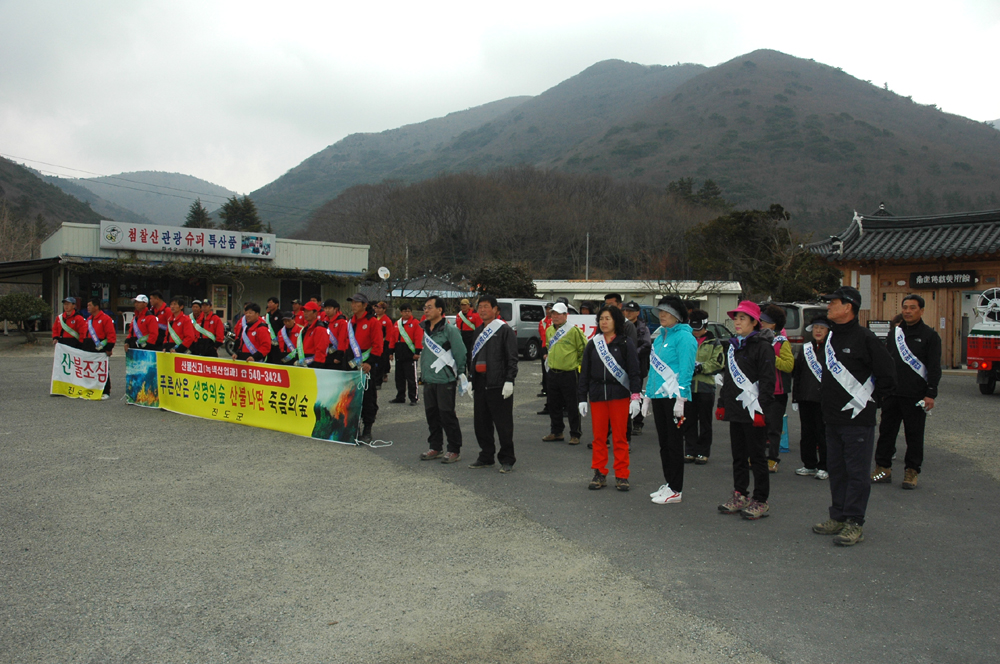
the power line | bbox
[0,152,316,215]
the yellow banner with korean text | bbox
[125,349,363,444]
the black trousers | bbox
[395,354,418,402]
[827,424,875,525]
[684,391,716,457]
[730,421,769,502]
[472,376,515,466]
[547,369,581,438]
[79,341,111,395]
[765,394,788,461]
[652,397,693,492]
[424,382,462,452]
[362,369,379,426]
[540,359,548,394]
[798,401,827,470]
[874,395,927,473]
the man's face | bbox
[87,302,100,316]
[551,311,568,326]
[170,302,182,315]
[304,310,318,324]
[424,302,442,321]
[351,301,365,316]
[623,309,638,322]
[134,302,145,313]
[267,301,278,313]
[901,299,923,325]
[460,302,470,313]
[284,318,295,329]
[478,301,497,322]
[826,298,853,324]
[401,309,412,321]
[192,304,201,316]
[375,304,386,316]
[245,310,260,323]
[292,303,301,312]
[605,298,623,310]
[324,307,336,319]
[150,297,163,308]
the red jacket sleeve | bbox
[143,314,160,345]
[180,317,197,349]
[413,323,423,350]
[100,314,117,345]
[252,324,272,359]
[210,316,225,342]
[370,318,383,359]
[314,327,329,365]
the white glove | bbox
[792,403,799,412]
[459,373,472,398]
[501,381,514,399]
[629,399,641,418]
[579,402,588,418]
[640,396,652,418]
[673,397,686,419]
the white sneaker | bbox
[795,467,817,476]
[652,490,682,505]
[815,470,829,480]
[650,484,671,498]
[100,394,110,401]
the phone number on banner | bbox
[174,357,291,387]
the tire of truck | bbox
[978,370,996,395]
[523,338,541,361]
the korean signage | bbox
[51,344,109,400]
[124,349,363,444]
[100,220,276,260]
[909,270,976,288]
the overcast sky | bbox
[2,0,997,195]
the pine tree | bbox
[184,198,213,228]
[218,195,263,232]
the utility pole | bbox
[405,243,409,280]
[585,232,590,280]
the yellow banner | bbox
[125,349,363,443]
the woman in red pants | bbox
[578,305,642,491]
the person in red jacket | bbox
[276,311,302,365]
[347,292,383,443]
[309,297,328,323]
[126,295,161,350]
[298,301,331,368]
[455,298,482,365]
[195,299,225,357]
[323,299,349,370]
[389,303,423,405]
[292,299,305,327]
[149,290,170,345]
[81,297,116,398]
[164,297,198,353]
[231,302,271,362]
[52,297,86,348]
[374,301,394,386]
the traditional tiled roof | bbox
[807,208,1000,262]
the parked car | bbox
[493,298,577,361]
[771,302,828,349]
[639,304,730,340]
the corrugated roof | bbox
[807,208,1000,262]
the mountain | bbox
[262,51,1000,240]
[0,156,102,230]
[40,175,156,226]
[991,119,1000,130]
[70,171,237,226]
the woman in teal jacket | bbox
[645,296,698,505]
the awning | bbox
[0,257,60,284]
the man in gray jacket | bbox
[418,296,468,464]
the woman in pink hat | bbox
[716,300,776,520]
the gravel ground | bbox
[0,349,775,664]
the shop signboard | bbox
[100,220,276,260]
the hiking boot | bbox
[902,468,918,490]
[815,470,829,480]
[537,391,547,398]
[499,464,514,474]
[615,477,630,492]
[541,433,565,442]
[469,460,495,469]
[812,518,845,535]
[795,466,818,476]
[833,520,864,546]
[871,466,892,484]
[740,500,770,520]
[358,425,373,444]
[588,471,607,490]
[718,491,750,514]
[568,437,580,445]
[768,459,779,473]
[420,449,443,461]
[441,452,461,464]
[633,423,643,435]
[684,454,695,463]
[694,455,709,465]
[409,400,418,406]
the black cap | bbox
[822,286,862,307]
[280,311,294,320]
[623,301,640,312]
[346,292,369,304]
[292,298,301,305]
[556,296,569,305]
[806,315,832,331]
[689,310,708,330]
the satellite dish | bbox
[377,267,390,280]
[974,288,1000,322]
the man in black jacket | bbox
[812,286,896,546]
[265,297,283,363]
[469,295,519,472]
[872,294,941,490]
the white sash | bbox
[86,318,106,348]
[397,318,416,352]
[472,319,504,360]
[727,344,763,417]
[803,343,823,382]
[649,350,681,397]
[241,320,260,356]
[894,326,928,380]
[130,316,148,346]
[774,335,788,344]
[825,331,875,418]
[346,318,369,366]
[594,335,630,389]
[423,332,457,374]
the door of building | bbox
[211,284,230,323]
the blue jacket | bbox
[645,323,697,400]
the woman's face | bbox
[760,320,776,331]
[812,325,829,342]
[599,310,615,335]
[658,310,677,328]
[733,312,756,336]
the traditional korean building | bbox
[808,206,1000,367]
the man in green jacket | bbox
[685,310,726,464]
[541,302,588,445]
[418,296,468,464]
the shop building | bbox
[808,206,1000,368]
[0,221,368,326]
